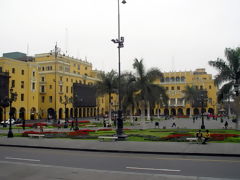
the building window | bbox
[42,67,45,71]
[33,71,35,77]
[71,87,73,93]
[60,96,62,103]
[41,96,45,103]
[60,85,63,92]
[60,76,63,81]
[85,67,87,70]
[49,96,53,103]
[21,94,24,101]
[78,64,80,70]
[21,70,24,75]
[21,81,24,88]
[200,85,203,90]
[11,80,15,88]
[171,86,174,90]
[66,78,68,82]
[209,85,212,89]
[41,77,45,81]
[66,86,69,93]
[32,82,35,90]
[41,86,45,93]
[177,86,180,90]
[12,68,15,74]
[50,85,52,89]
[166,87,169,90]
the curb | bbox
[1,144,240,157]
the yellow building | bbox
[155,68,218,116]
[0,53,39,120]
[0,51,110,121]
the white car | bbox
[5,119,16,125]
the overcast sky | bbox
[1,0,240,76]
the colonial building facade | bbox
[0,51,108,121]
[156,68,218,116]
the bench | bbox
[98,136,118,142]
[28,134,45,138]
[186,137,198,143]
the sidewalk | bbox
[0,136,240,157]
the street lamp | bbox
[7,87,17,138]
[60,95,72,128]
[200,94,207,129]
[111,0,126,138]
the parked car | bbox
[5,119,16,125]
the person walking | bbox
[22,119,25,130]
[224,121,228,129]
[202,130,210,144]
[171,119,176,127]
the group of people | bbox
[196,129,210,144]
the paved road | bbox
[0,147,239,180]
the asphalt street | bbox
[0,147,240,180]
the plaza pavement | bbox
[0,117,239,157]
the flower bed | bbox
[68,120,90,123]
[161,133,191,141]
[97,129,113,131]
[210,134,239,141]
[17,123,47,128]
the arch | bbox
[186,108,191,116]
[19,107,25,120]
[30,107,37,120]
[171,108,176,116]
[164,109,169,116]
[74,108,78,118]
[177,108,183,115]
[11,107,17,120]
[171,77,175,82]
[194,108,199,115]
[59,108,63,119]
[70,108,74,118]
[137,109,141,116]
[165,77,170,82]
[83,108,86,117]
[208,108,214,115]
[158,109,161,115]
[47,108,54,120]
[65,108,69,118]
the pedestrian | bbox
[193,116,195,123]
[202,130,210,144]
[171,119,176,127]
[57,120,61,129]
[196,130,203,143]
[224,121,228,129]
[103,120,106,127]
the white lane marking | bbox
[5,157,40,162]
[126,166,181,172]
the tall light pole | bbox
[111,0,126,137]
[51,43,61,123]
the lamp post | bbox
[60,95,72,128]
[200,94,206,129]
[7,87,17,138]
[111,0,126,137]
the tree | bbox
[183,85,198,116]
[209,47,240,129]
[95,70,118,124]
[132,58,168,122]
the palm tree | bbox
[208,47,240,129]
[95,70,118,124]
[183,85,198,116]
[121,72,137,123]
[132,58,168,122]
